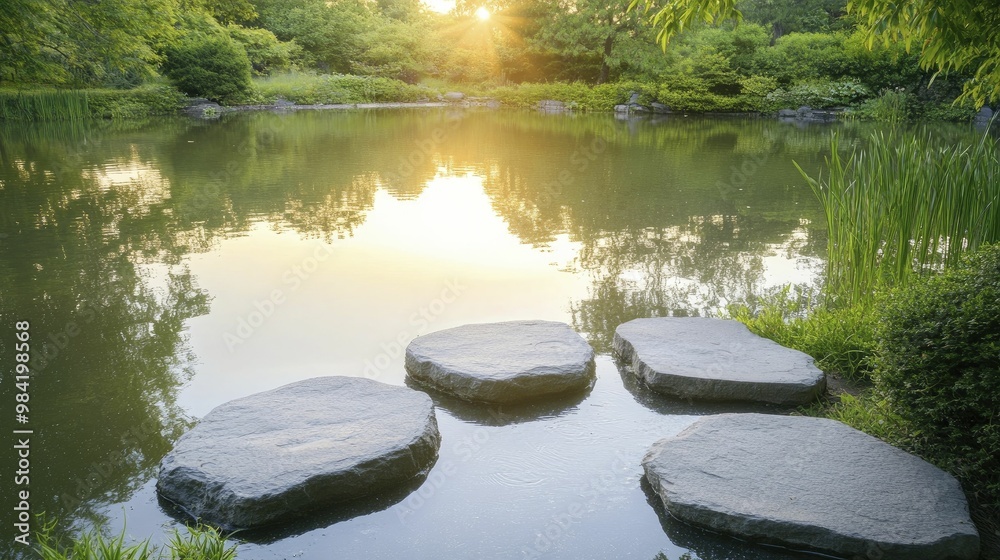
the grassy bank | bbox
[252,73,434,105]
[1,75,979,122]
[731,130,1000,552]
[0,86,185,121]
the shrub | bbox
[750,32,851,85]
[484,81,656,111]
[764,79,870,110]
[226,25,301,77]
[162,33,253,104]
[86,85,185,119]
[254,73,431,104]
[874,244,1000,506]
[850,88,917,123]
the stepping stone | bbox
[614,317,825,404]
[157,376,440,529]
[405,320,595,404]
[643,414,980,560]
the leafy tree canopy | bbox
[630,0,1000,104]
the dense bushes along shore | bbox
[0,74,982,122]
[731,130,1000,545]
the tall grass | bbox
[797,131,1000,306]
[0,90,90,121]
[33,516,238,560]
[0,86,183,121]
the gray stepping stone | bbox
[614,317,825,404]
[643,413,980,560]
[157,376,440,529]
[405,320,595,404]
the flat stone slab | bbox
[643,414,980,560]
[157,376,440,529]
[405,320,595,404]
[614,317,825,404]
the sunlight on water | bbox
[4,111,978,560]
[181,172,591,416]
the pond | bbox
[0,110,983,560]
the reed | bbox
[0,85,182,121]
[0,90,90,121]
[798,130,1000,306]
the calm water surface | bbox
[0,110,983,559]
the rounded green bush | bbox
[162,33,253,104]
[875,244,1000,505]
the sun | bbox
[475,6,490,20]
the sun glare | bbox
[475,6,491,20]
[422,0,455,13]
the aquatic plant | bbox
[33,516,238,560]
[798,130,1000,306]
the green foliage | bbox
[750,32,851,85]
[0,0,178,88]
[35,517,153,560]
[803,392,913,444]
[920,101,977,123]
[0,90,89,121]
[252,0,373,74]
[728,286,877,381]
[637,0,1000,104]
[850,88,916,122]
[848,0,1000,104]
[484,81,657,111]
[628,0,742,49]
[254,73,431,104]
[740,0,848,36]
[225,25,301,76]
[34,516,238,560]
[874,244,1000,506]
[799,132,1000,306]
[162,33,253,104]
[167,526,237,560]
[0,85,183,121]
[764,79,870,109]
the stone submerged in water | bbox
[157,376,440,530]
[613,317,825,405]
[643,413,980,560]
[405,320,595,404]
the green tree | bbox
[632,0,1000,104]
[162,32,253,103]
[849,0,999,104]
[529,0,663,83]
[251,0,374,73]
[227,23,301,75]
[0,0,179,87]
[740,0,847,41]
